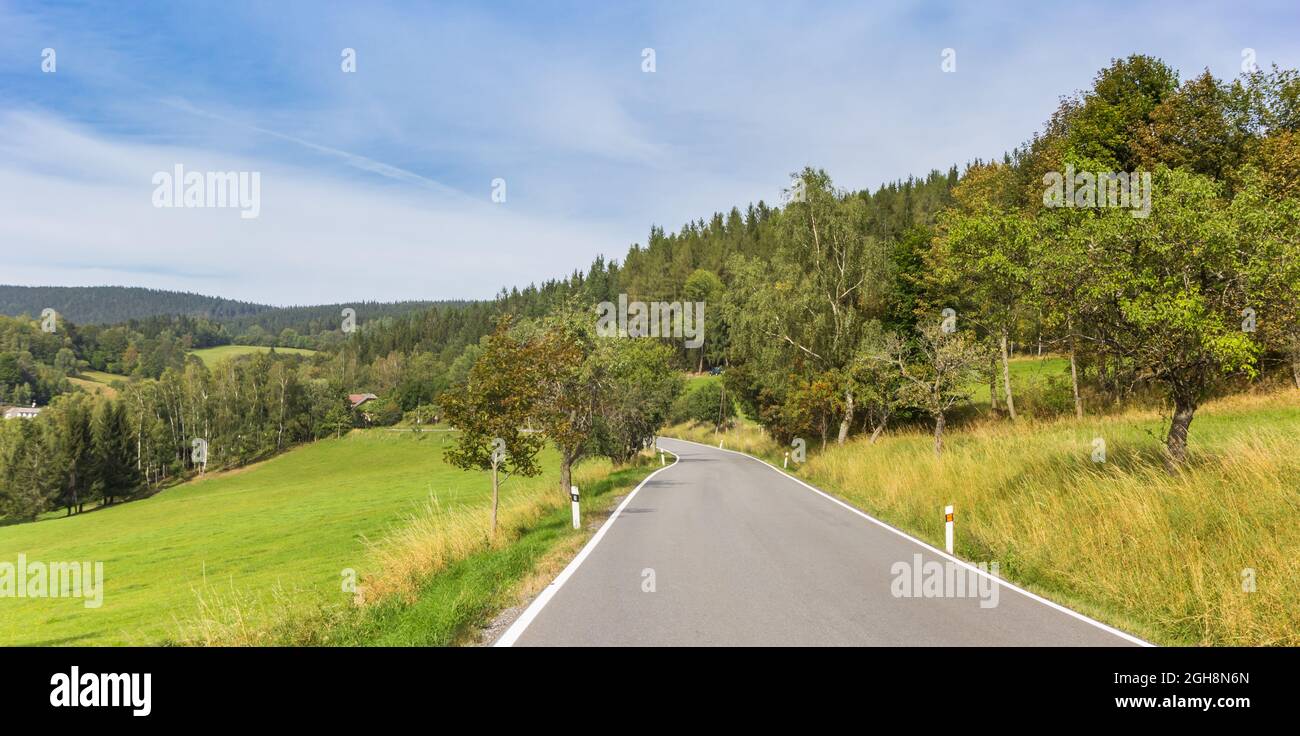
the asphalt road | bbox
[500,437,1145,647]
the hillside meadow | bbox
[0,429,611,645]
[63,346,315,398]
[68,370,124,398]
[61,346,315,399]
[189,344,316,367]
[670,387,1300,646]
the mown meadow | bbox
[189,344,317,367]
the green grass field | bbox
[967,355,1072,407]
[685,372,720,385]
[0,430,562,645]
[189,344,316,367]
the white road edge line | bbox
[493,450,681,647]
[662,436,1154,647]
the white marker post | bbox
[719,439,724,449]
[944,505,954,554]
[784,451,789,469]
[571,486,581,529]
[660,450,665,466]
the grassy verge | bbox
[335,459,656,646]
[667,388,1300,646]
[180,456,659,646]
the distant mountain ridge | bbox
[0,285,467,328]
[0,285,270,324]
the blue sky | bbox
[2,0,1298,305]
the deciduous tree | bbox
[441,318,546,535]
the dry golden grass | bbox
[667,389,1300,645]
[673,422,775,456]
[179,582,352,646]
[358,468,590,606]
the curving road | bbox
[497,437,1146,647]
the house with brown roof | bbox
[348,393,378,409]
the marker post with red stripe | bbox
[944,505,954,554]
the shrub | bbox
[686,380,736,429]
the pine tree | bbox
[91,399,142,505]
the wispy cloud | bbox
[160,97,465,196]
[0,111,623,305]
[2,1,1298,303]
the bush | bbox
[686,380,736,429]
[669,392,693,424]
[1018,374,1076,419]
[367,397,404,427]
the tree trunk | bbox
[1292,358,1300,390]
[1164,397,1197,467]
[1000,329,1017,421]
[559,450,573,502]
[1068,321,1083,419]
[276,378,287,450]
[490,461,500,536]
[869,416,888,444]
[836,391,854,445]
[136,416,143,472]
[933,412,945,456]
[716,383,726,432]
[988,357,1000,414]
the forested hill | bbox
[218,300,471,338]
[0,285,271,325]
[0,285,467,334]
[342,166,960,366]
